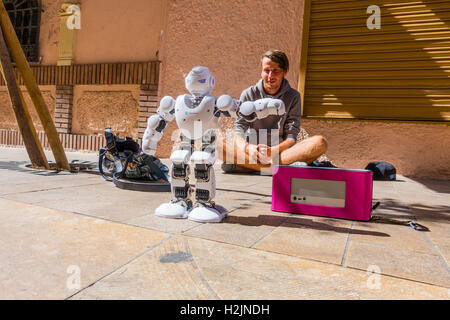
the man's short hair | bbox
[262,50,289,72]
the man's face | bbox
[261,57,286,95]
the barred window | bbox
[5,0,41,62]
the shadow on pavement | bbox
[374,198,449,223]
[0,160,99,176]
[0,161,61,175]
[406,177,450,194]
[224,213,390,237]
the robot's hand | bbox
[142,115,164,156]
[216,94,241,116]
[157,96,176,122]
[238,98,285,122]
[142,96,176,155]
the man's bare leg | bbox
[218,135,328,172]
[218,135,270,172]
[279,135,328,165]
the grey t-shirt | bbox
[234,78,301,146]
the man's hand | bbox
[256,144,273,165]
[247,143,260,163]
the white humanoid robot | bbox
[142,66,285,223]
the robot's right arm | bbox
[217,95,285,122]
[216,95,241,117]
[142,96,176,156]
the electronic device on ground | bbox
[271,165,373,221]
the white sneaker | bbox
[188,203,228,223]
[291,161,308,167]
[155,200,191,219]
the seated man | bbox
[219,49,328,173]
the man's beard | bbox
[264,79,281,91]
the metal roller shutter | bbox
[303,0,450,121]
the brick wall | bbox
[54,85,74,133]
[137,84,159,139]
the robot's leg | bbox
[188,131,228,223]
[155,135,194,219]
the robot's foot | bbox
[188,203,228,223]
[155,200,192,219]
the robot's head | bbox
[185,66,215,96]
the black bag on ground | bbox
[365,161,396,181]
[308,160,337,168]
[99,128,169,185]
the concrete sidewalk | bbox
[0,146,448,299]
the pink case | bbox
[271,165,373,221]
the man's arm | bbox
[234,134,259,162]
[282,92,301,142]
[257,137,295,164]
[232,90,253,153]
[270,137,296,154]
[233,134,247,150]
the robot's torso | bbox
[175,94,219,140]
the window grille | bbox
[4,0,41,62]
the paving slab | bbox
[350,221,439,254]
[2,180,165,222]
[346,222,450,287]
[0,171,101,196]
[71,235,449,300]
[391,176,450,205]
[0,198,169,299]
[229,182,273,197]
[184,197,289,248]
[71,236,219,300]
[370,199,417,220]
[126,187,269,235]
[346,242,449,288]
[126,213,201,235]
[216,173,273,196]
[407,201,450,224]
[372,180,396,195]
[415,216,450,265]
[254,216,353,265]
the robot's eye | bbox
[198,79,206,83]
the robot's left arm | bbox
[141,96,176,156]
[216,95,285,122]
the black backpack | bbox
[365,161,396,181]
[99,128,170,191]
